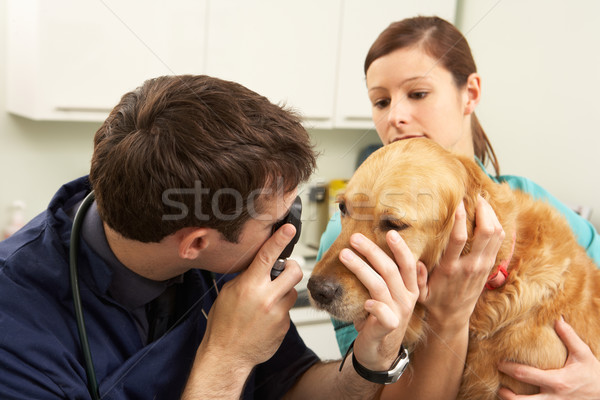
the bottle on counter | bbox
[3,200,26,240]
[328,179,347,220]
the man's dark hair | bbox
[89,75,316,243]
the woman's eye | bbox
[338,202,347,216]
[373,99,390,109]
[409,91,428,100]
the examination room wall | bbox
[456,0,600,230]
[1,0,600,236]
[0,0,98,232]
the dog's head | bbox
[308,138,498,323]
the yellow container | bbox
[328,179,348,219]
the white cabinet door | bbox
[334,0,458,129]
[204,0,342,128]
[6,0,207,121]
[7,1,457,126]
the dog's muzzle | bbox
[307,275,342,307]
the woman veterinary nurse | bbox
[317,16,600,400]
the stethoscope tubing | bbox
[69,191,101,400]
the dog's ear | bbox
[423,156,477,267]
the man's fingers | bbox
[271,259,303,291]
[248,223,296,279]
[280,287,299,310]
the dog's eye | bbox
[338,202,347,216]
[381,218,409,232]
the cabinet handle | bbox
[343,116,373,122]
[304,116,331,122]
[55,106,113,113]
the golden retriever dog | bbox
[308,138,600,399]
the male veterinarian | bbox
[0,75,419,399]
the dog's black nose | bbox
[307,275,342,306]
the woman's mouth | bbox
[391,135,425,144]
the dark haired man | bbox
[0,75,418,399]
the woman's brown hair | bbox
[90,75,316,243]
[365,16,500,175]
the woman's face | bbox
[366,46,479,157]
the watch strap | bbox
[339,339,410,385]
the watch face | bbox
[387,347,410,383]
[349,342,410,385]
[396,356,409,375]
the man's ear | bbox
[176,227,211,260]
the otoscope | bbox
[270,196,302,280]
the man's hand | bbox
[182,224,302,399]
[340,229,420,371]
[202,223,302,366]
[498,318,600,399]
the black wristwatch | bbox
[339,339,410,385]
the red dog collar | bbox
[485,232,516,290]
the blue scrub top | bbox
[0,176,318,399]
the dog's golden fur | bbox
[308,138,600,399]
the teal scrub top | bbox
[317,161,600,355]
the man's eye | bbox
[338,202,347,216]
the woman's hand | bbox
[498,318,600,399]
[418,195,505,332]
[339,230,420,371]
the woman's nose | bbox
[387,99,410,127]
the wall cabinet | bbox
[6,0,207,121]
[204,0,341,128]
[334,0,457,128]
[6,0,456,127]
[205,0,456,129]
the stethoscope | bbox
[69,191,101,400]
[70,191,222,399]
[69,191,302,399]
